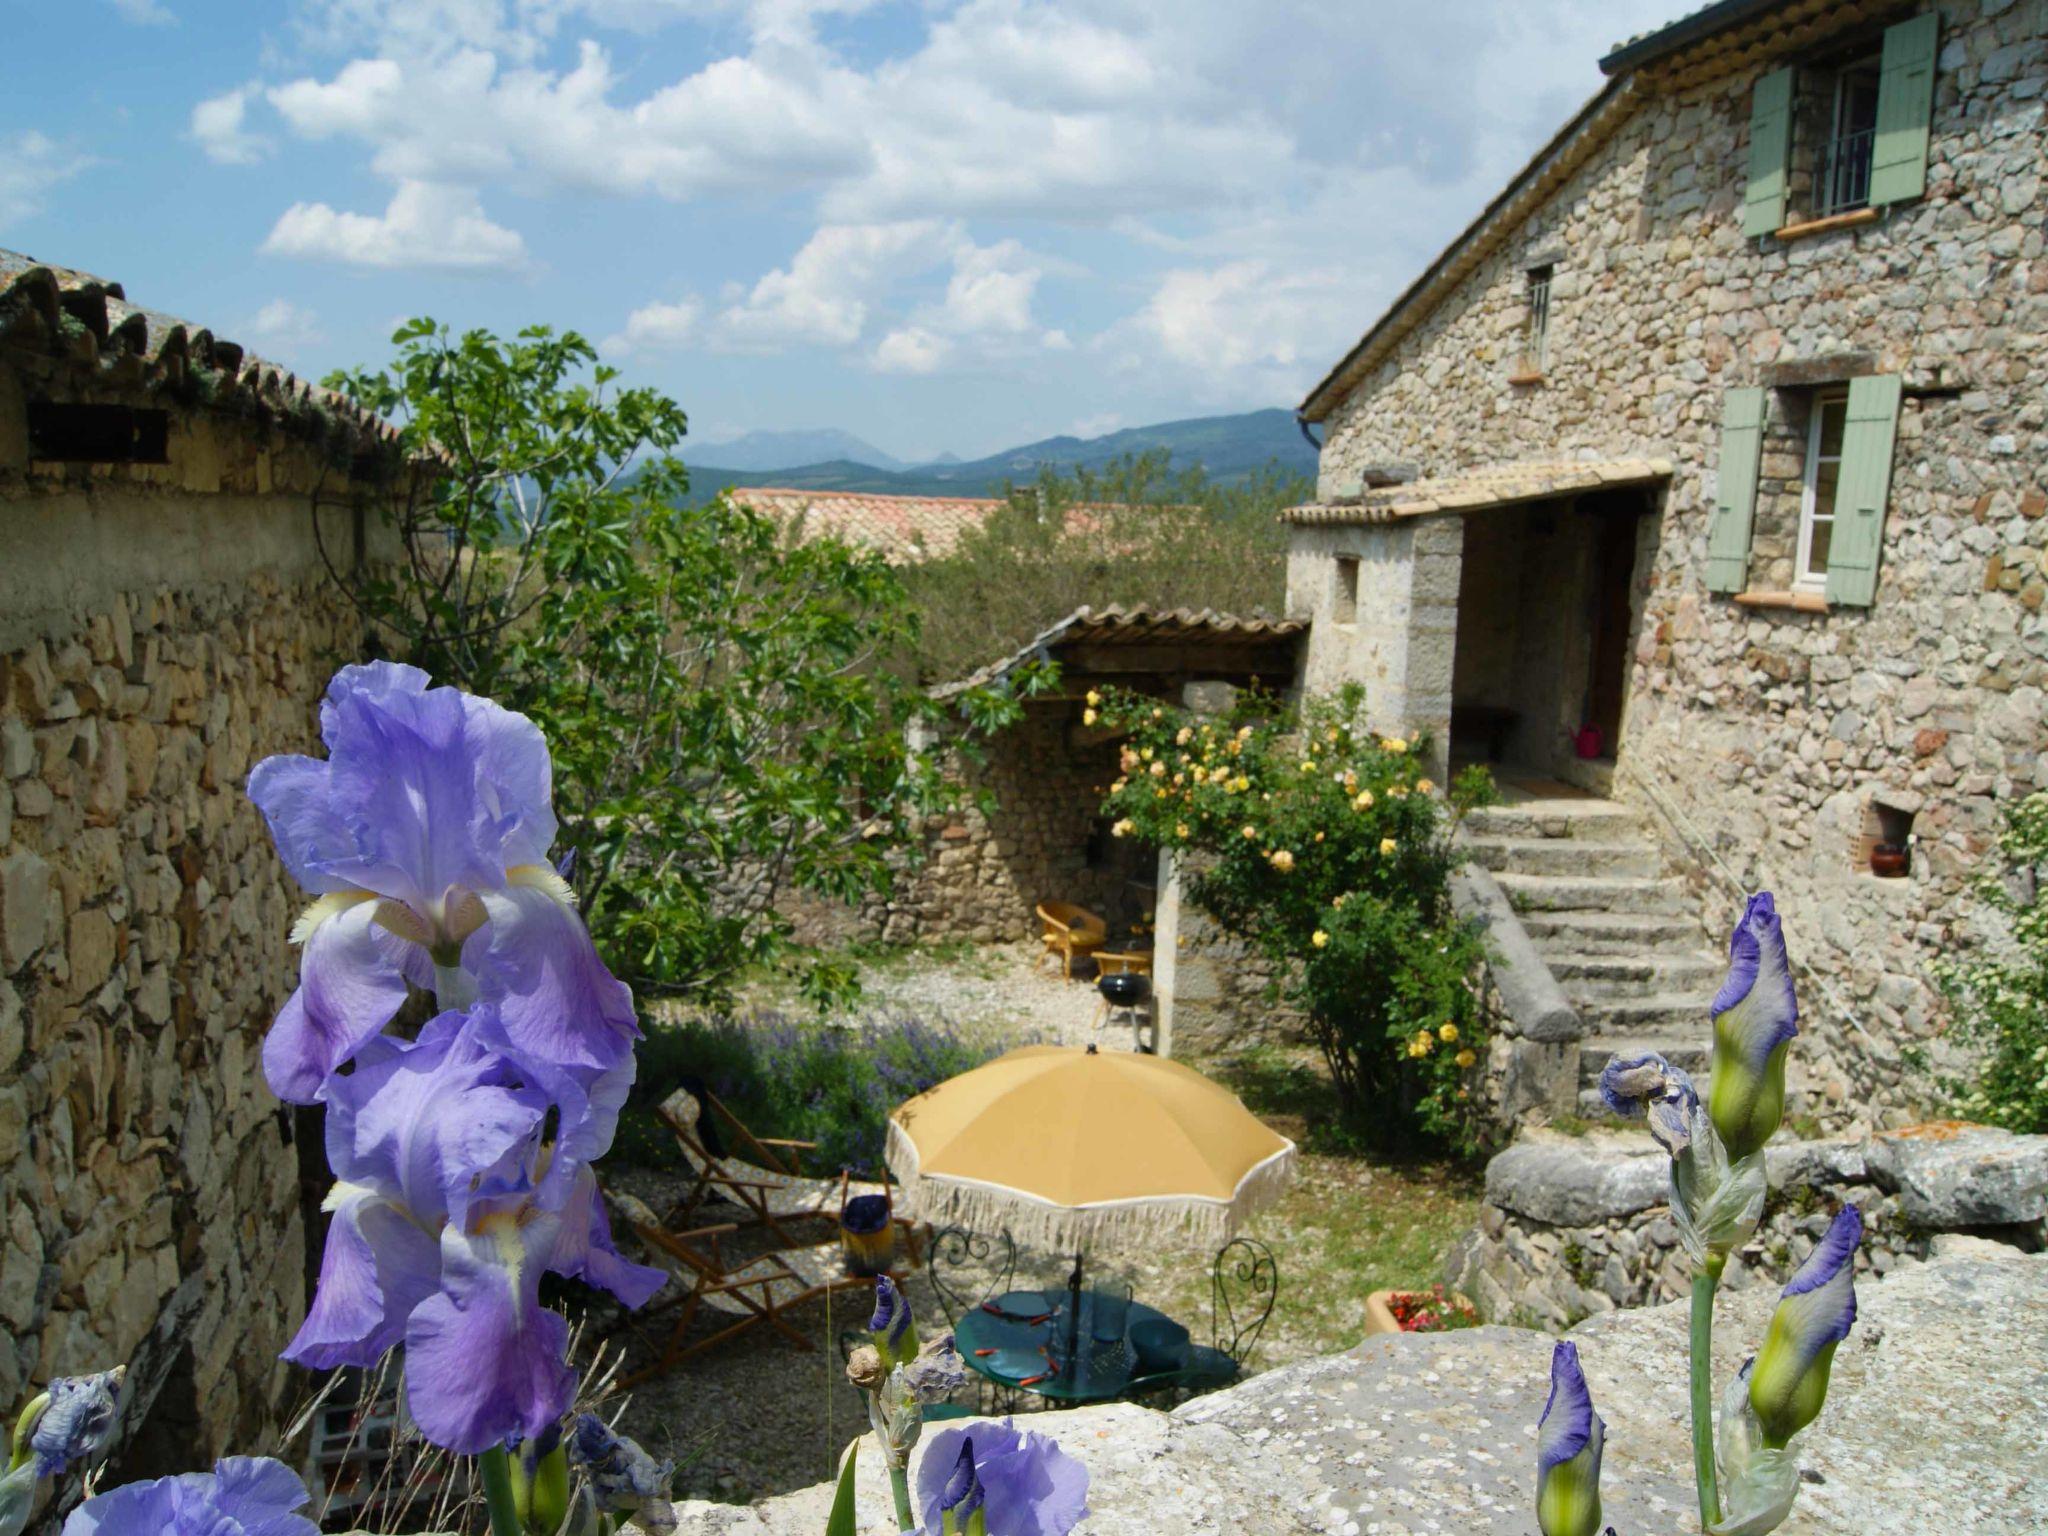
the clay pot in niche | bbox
[1870,842,1909,878]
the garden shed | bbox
[836,605,1305,948]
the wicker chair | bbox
[1035,901,1107,980]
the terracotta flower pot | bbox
[1870,842,1909,878]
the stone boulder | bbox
[668,1243,2045,1534]
[1865,1120,2048,1228]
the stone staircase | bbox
[1460,796,1725,1114]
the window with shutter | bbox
[1707,387,1767,595]
[1744,67,1797,236]
[1870,12,1939,206]
[1823,375,1903,607]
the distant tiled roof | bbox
[732,487,1002,563]
[1283,457,1674,526]
[0,248,398,453]
[932,604,1306,698]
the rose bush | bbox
[1092,683,1496,1153]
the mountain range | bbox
[683,408,1316,502]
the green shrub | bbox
[616,1011,1020,1174]
[1092,683,1494,1154]
[1932,790,2048,1132]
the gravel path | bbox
[595,942,1145,1503]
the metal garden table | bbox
[953,1287,1239,1405]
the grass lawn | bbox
[1135,1043,1485,1364]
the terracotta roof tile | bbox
[0,247,398,453]
[731,487,1001,562]
[933,603,1306,698]
[1283,457,1674,526]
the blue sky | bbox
[3,0,1682,461]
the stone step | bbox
[1578,1035,1710,1086]
[1462,799,1647,842]
[1493,871,1685,915]
[1580,993,1714,1035]
[1550,952,1725,1001]
[1518,909,1709,953]
[1463,835,1663,879]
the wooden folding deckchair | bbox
[608,1191,882,1388]
[659,1085,911,1252]
[1035,901,1107,979]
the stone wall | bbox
[1446,1121,2047,1328]
[1,368,381,1472]
[810,702,1146,947]
[1307,0,2048,1117]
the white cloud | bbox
[601,296,702,356]
[191,86,271,165]
[243,298,326,353]
[0,132,93,231]
[870,326,949,375]
[261,180,528,270]
[109,0,176,24]
[714,221,943,350]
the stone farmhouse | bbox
[1,250,405,1473]
[1282,0,2047,1125]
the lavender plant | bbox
[1553,892,1863,1535]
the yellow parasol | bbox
[885,1043,1295,1255]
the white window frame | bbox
[1796,389,1849,592]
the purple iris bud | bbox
[869,1274,919,1368]
[566,1414,673,1510]
[916,1421,1089,1536]
[1535,1341,1604,1536]
[28,1369,123,1478]
[282,1008,663,1455]
[246,662,639,1102]
[60,1455,319,1536]
[1708,891,1800,1158]
[938,1439,986,1534]
[1749,1206,1862,1447]
[1598,1051,1700,1158]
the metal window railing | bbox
[1818,125,1877,216]
[1522,272,1551,373]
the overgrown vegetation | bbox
[902,451,1304,683]
[1091,683,1499,1154]
[614,1012,1016,1173]
[319,321,1021,1006]
[1931,789,2048,1132]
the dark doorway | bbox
[1583,503,1640,759]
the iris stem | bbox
[889,1464,916,1532]
[1691,1253,1726,1531]
[478,1446,526,1536]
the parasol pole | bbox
[1064,1249,1085,1382]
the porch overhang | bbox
[931,604,1305,701]
[1282,457,1673,527]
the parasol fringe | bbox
[886,1117,1295,1254]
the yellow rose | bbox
[1141,747,1155,762]
[1439,1022,1459,1043]
[1242,825,1258,839]
[1111,819,1133,837]
[1086,689,1101,707]
[1268,849,1296,872]
[1411,1031,1434,1056]
[1233,776,1250,793]
[1387,785,1408,799]
[1176,823,1191,839]
[1455,1048,1478,1069]
[1300,759,1316,773]
[1176,726,1194,745]
[1311,930,1329,948]
[1416,778,1435,794]
[1383,737,1408,753]
[1314,831,1325,842]
[1111,778,1127,792]
[1237,725,1254,739]
[1332,894,1347,909]
[1353,790,1374,810]
[1326,726,1340,741]
[1149,761,1166,777]
[1082,708,1099,725]
[1379,836,1398,856]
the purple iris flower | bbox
[247,662,638,1102]
[1535,1341,1604,1536]
[60,1456,319,1536]
[915,1421,1089,1536]
[1749,1205,1862,1447]
[870,1274,920,1368]
[282,1008,663,1454]
[1599,1051,1701,1158]
[1708,891,1799,1158]
[28,1369,123,1478]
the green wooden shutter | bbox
[1870,13,1939,207]
[1824,375,1903,607]
[1744,67,1796,236]
[1707,387,1767,594]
